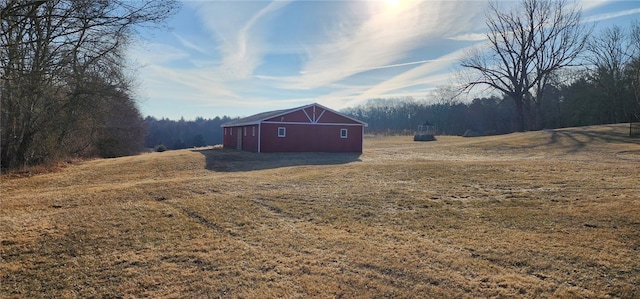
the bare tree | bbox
[629,22,640,120]
[460,0,590,131]
[586,24,639,123]
[1,0,179,169]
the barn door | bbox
[236,128,242,150]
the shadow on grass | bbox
[495,124,640,155]
[544,124,640,153]
[193,148,362,172]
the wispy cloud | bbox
[278,0,485,90]
[127,40,239,102]
[173,33,207,55]
[139,65,239,100]
[447,33,487,42]
[130,1,297,112]
[249,0,487,110]
[192,1,293,80]
[584,7,640,23]
[130,42,188,65]
[580,0,613,12]
[295,46,474,111]
[348,47,471,105]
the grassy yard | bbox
[2,124,639,298]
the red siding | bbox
[260,123,363,153]
[317,109,360,124]
[223,126,236,149]
[242,125,259,152]
[223,125,259,152]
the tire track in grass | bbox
[151,195,239,237]
[249,198,300,220]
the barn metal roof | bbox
[221,108,295,127]
[221,103,367,127]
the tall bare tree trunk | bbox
[460,0,590,132]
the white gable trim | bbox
[315,109,326,123]
[302,108,313,123]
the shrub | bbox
[156,144,167,152]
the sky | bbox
[127,0,640,120]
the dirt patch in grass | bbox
[2,124,639,298]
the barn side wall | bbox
[260,123,363,153]
[223,125,259,152]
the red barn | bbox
[221,103,367,153]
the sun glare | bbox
[386,0,400,9]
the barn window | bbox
[278,127,286,137]
[244,127,247,136]
[230,128,233,136]
[340,128,348,139]
[224,128,227,136]
[252,126,256,136]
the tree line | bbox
[1,0,178,170]
[144,116,233,150]
[342,97,514,136]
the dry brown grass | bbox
[2,123,639,298]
